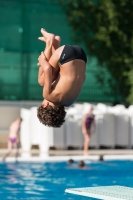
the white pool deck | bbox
[0,149,133,162]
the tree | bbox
[57,0,133,102]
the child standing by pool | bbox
[3,117,22,161]
[82,107,95,155]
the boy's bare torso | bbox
[43,59,86,107]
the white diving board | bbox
[65,185,133,200]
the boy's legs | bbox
[38,29,60,85]
[41,29,54,61]
[39,28,61,60]
[52,36,61,53]
[38,29,54,85]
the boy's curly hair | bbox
[37,104,66,127]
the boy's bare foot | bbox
[40,28,55,43]
[38,33,61,51]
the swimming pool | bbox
[0,160,133,199]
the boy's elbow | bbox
[44,91,49,100]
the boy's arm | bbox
[42,62,61,102]
[43,62,52,96]
[38,53,60,102]
[38,52,47,86]
[38,66,44,86]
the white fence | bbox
[19,103,133,154]
[0,103,133,155]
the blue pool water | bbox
[0,160,133,199]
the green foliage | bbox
[57,0,133,102]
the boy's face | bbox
[42,99,55,108]
[42,99,49,108]
[42,99,60,108]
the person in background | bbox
[3,117,22,161]
[67,159,74,164]
[99,155,104,161]
[78,160,87,169]
[82,107,95,156]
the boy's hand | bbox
[37,52,46,67]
